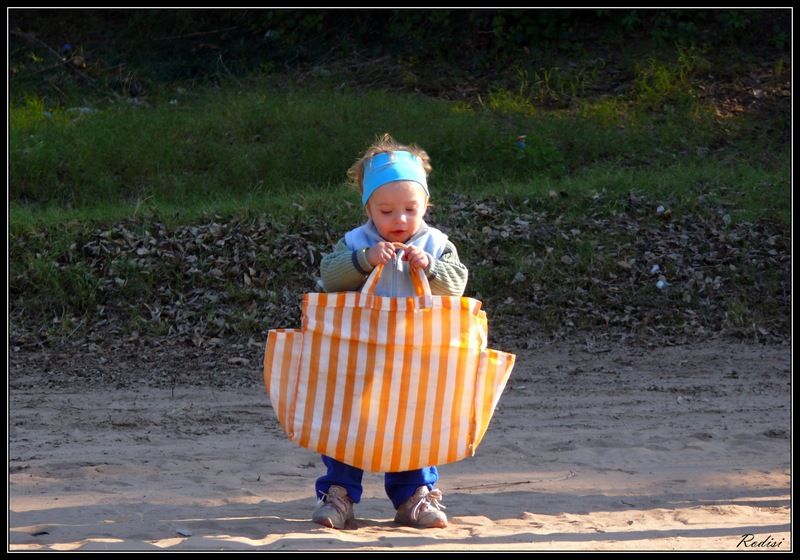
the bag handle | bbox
[360,242,432,298]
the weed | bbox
[482,87,537,116]
[524,64,600,107]
[634,57,694,113]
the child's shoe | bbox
[394,486,448,528]
[312,485,354,529]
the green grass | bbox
[11,85,559,208]
[10,74,789,226]
[9,55,791,344]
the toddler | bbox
[314,134,468,529]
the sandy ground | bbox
[8,339,791,551]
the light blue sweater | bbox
[320,221,468,297]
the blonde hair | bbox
[347,133,432,197]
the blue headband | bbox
[361,151,428,206]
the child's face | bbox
[365,180,428,243]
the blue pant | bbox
[315,455,439,509]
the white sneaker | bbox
[394,486,448,528]
[312,485,354,529]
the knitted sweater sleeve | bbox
[319,239,370,292]
[319,239,469,296]
[429,241,469,297]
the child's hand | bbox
[403,246,430,271]
[366,241,396,267]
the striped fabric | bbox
[263,263,515,473]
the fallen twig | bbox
[453,470,577,491]
[153,26,240,42]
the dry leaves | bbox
[432,194,789,346]
[9,195,790,352]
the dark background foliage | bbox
[10,9,790,96]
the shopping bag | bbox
[263,248,515,472]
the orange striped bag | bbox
[263,260,515,473]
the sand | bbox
[8,340,791,551]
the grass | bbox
[10,76,789,224]
[9,51,791,344]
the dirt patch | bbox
[9,339,790,551]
